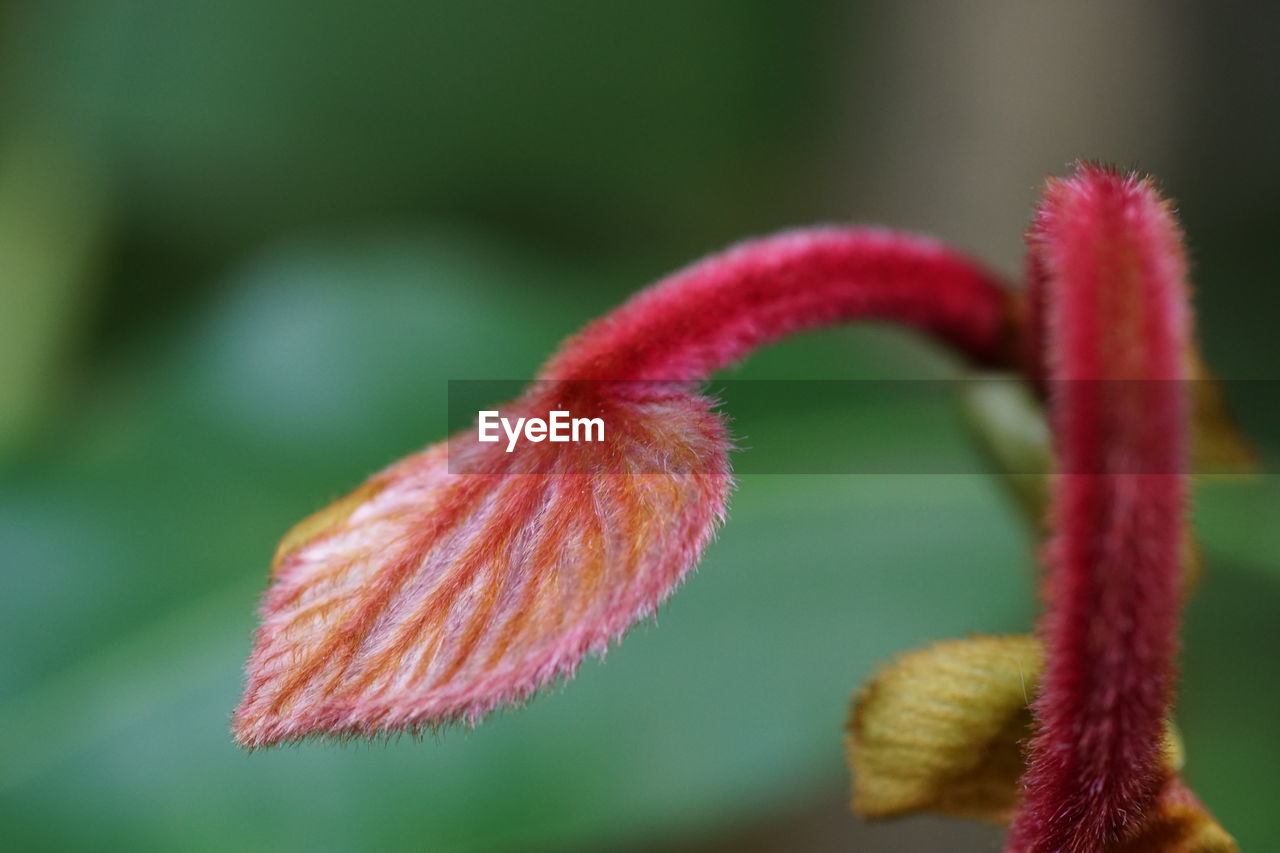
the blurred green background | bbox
[1,2,1277,851]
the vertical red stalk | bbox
[1010,166,1190,851]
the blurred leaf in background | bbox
[0,129,104,454]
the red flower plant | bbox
[235,164,1240,851]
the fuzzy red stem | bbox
[540,227,1013,382]
[1009,167,1190,851]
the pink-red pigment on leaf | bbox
[1009,165,1191,851]
[235,386,730,747]
[234,228,1013,747]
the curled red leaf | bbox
[235,227,1014,746]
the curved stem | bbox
[539,227,1015,382]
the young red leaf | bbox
[235,385,729,747]
[234,227,1014,747]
